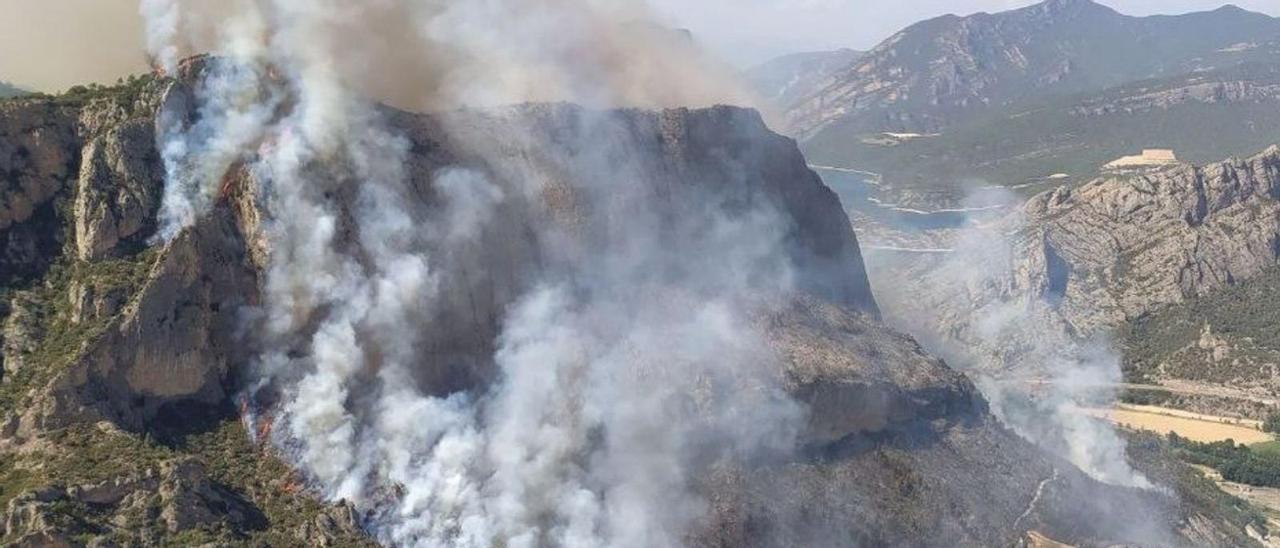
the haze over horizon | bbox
[653,0,1280,66]
[1,0,1279,91]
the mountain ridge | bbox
[778,0,1280,140]
[801,58,1280,209]
[0,62,1262,546]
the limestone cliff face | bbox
[1018,145,1280,334]
[0,101,78,286]
[781,0,1280,139]
[19,212,257,437]
[1072,78,1280,117]
[0,68,1261,546]
[0,67,883,436]
[73,116,164,262]
[868,145,1280,379]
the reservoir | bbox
[812,166,998,232]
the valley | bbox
[752,0,1280,210]
[1092,404,1269,444]
[801,63,1280,208]
[775,3,1280,525]
[3,0,1280,545]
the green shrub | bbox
[1168,434,1280,488]
[1263,412,1280,434]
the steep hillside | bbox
[869,146,1280,367]
[1014,146,1280,334]
[805,59,1280,208]
[0,76,376,547]
[860,144,1280,450]
[1121,264,1280,392]
[785,0,1280,140]
[746,49,863,107]
[0,63,1264,546]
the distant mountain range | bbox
[749,0,1280,205]
[767,0,1280,138]
[746,48,863,107]
[0,81,26,98]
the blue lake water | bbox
[813,167,983,232]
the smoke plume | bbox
[863,189,1154,489]
[144,1,797,546]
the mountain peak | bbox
[1032,0,1116,16]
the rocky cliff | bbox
[1018,146,1280,332]
[0,66,1264,546]
[868,145,1280,381]
[782,0,1280,140]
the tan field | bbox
[1027,531,1075,548]
[1087,404,1272,444]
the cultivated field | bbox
[1089,404,1273,444]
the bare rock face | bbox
[73,118,163,261]
[1017,145,1280,334]
[695,296,1198,547]
[0,102,77,232]
[1073,79,1280,117]
[17,209,257,437]
[1,456,263,546]
[0,64,1265,546]
[764,296,983,446]
[294,502,366,547]
[871,145,1280,376]
[0,293,41,382]
[780,0,1280,139]
[0,101,78,286]
[157,457,258,533]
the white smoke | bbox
[153,57,277,241]
[139,0,179,73]
[147,0,756,242]
[143,1,800,546]
[863,189,1154,489]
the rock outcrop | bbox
[73,117,163,261]
[0,101,78,286]
[1074,79,1280,117]
[868,145,1280,382]
[0,64,1266,547]
[2,456,263,546]
[781,0,1280,139]
[1017,145,1280,334]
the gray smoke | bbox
[863,188,1154,489]
[144,1,799,546]
[154,57,277,241]
[139,0,180,72]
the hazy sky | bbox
[651,0,1280,66]
[1,0,1278,90]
